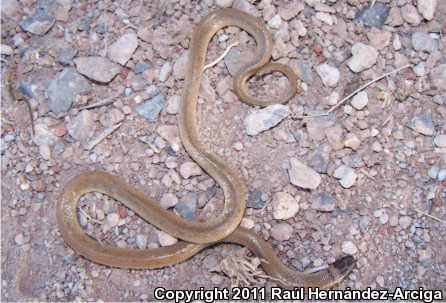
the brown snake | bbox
[58,8,355,289]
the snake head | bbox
[326,255,356,288]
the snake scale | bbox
[58,8,355,289]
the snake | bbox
[57,8,355,289]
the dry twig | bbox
[327,64,412,114]
[203,42,239,70]
[413,208,446,225]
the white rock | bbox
[215,0,233,8]
[344,133,361,150]
[334,165,357,188]
[158,62,172,82]
[273,192,300,220]
[316,63,340,87]
[240,218,255,229]
[136,234,148,249]
[271,223,293,241]
[326,91,339,106]
[160,193,178,209]
[433,134,446,147]
[268,15,282,29]
[288,158,321,190]
[157,230,178,246]
[14,233,26,245]
[107,33,138,65]
[166,95,180,114]
[351,91,368,110]
[347,43,378,73]
[401,4,422,25]
[179,162,202,179]
[245,104,289,136]
[342,241,358,255]
[0,44,13,55]
[417,0,437,20]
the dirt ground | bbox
[1,0,446,301]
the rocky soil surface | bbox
[1,0,446,301]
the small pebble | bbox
[157,230,178,246]
[342,241,358,255]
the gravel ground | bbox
[1,0,446,301]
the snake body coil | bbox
[58,8,355,289]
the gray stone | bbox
[273,192,299,220]
[56,47,78,65]
[334,165,357,188]
[288,158,321,190]
[74,56,121,83]
[271,223,293,241]
[428,167,437,180]
[247,190,265,209]
[438,169,446,182]
[67,110,96,144]
[411,32,438,53]
[355,2,389,27]
[136,94,165,122]
[224,46,254,76]
[408,114,435,136]
[46,68,91,113]
[173,52,189,80]
[347,43,378,73]
[295,60,313,83]
[430,64,446,91]
[20,8,55,35]
[311,192,336,212]
[175,192,197,220]
[245,104,289,136]
[107,33,138,65]
[308,146,330,174]
[135,62,149,74]
[417,0,437,20]
[316,63,340,87]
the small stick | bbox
[327,64,412,114]
[413,208,446,225]
[78,97,116,110]
[291,112,329,120]
[85,123,122,150]
[203,42,239,70]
